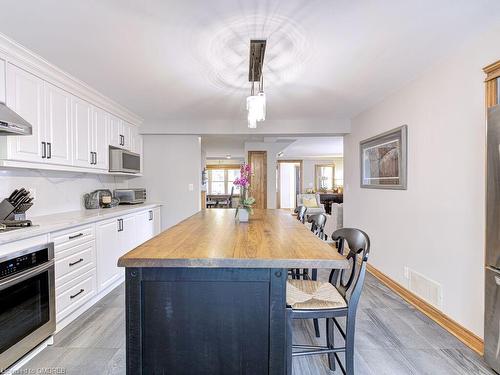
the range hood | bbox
[0,103,32,135]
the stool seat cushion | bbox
[287,279,347,310]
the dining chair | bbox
[304,213,329,337]
[307,213,327,241]
[206,195,217,208]
[289,206,308,280]
[286,228,370,375]
[296,205,307,224]
[220,187,234,208]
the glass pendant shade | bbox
[246,92,266,128]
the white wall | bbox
[244,141,293,208]
[0,169,128,217]
[344,26,500,337]
[129,135,201,230]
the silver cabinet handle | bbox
[149,210,153,221]
[42,142,47,158]
[94,152,97,165]
[47,142,52,159]
[70,288,85,299]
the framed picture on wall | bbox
[360,125,407,189]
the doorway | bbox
[248,151,267,209]
[277,160,303,209]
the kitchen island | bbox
[118,209,348,375]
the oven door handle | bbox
[0,259,55,291]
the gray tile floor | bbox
[21,273,494,374]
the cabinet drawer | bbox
[51,224,95,251]
[55,241,95,283]
[56,268,96,320]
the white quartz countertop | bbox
[0,203,162,245]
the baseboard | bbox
[366,263,484,355]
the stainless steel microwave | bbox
[109,147,141,174]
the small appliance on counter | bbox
[0,188,34,232]
[113,188,146,204]
[84,189,120,209]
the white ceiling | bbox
[1,0,499,133]
[202,135,264,158]
[279,137,343,158]
[202,135,343,159]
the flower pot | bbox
[238,209,249,222]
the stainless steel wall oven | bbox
[0,243,55,371]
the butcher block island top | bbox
[118,208,348,269]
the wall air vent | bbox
[405,267,443,309]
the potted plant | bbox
[233,163,255,222]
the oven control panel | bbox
[0,248,49,280]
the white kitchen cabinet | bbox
[120,214,137,251]
[109,114,123,148]
[96,217,122,292]
[0,58,5,104]
[92,106,109,170]
[135,207,161,246]
[153,207,161,235]
[129,124,142,154]
[72,96,93,167]
[4,63,44,162]
[96,213,137,292]
[45,82,72,166]
[122,121,132,151]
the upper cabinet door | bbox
[6,63,44,162]
[45,83,72,166]
[122,121,132,151]
[129,124,142,154]
[0,58,5,104]
[109,114,123,148]
[72,96,92,167]
[92,106,109,170]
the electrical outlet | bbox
[188,184,194,192]
[404,266,409,279]
[28,187,36,199]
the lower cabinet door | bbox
[153,207,161,235]
[135,210,154,245]
[119,214,137,252]
[56,268,97,322]
[96,218,122,292]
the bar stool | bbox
[286,228,370,375]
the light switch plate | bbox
[188,184,194,191]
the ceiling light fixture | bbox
[226,154,231,159]
[247,40,266,129]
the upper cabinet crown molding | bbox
[484,60,500,82]
[0,32,142,126]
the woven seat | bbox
[287,279,347,310]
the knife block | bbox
[0,199,33,221]
[0,199,16,221]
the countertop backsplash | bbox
[0,169,129,217]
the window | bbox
[207,167,241,195]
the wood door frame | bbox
[484,60,500,108]
[248,151,267,209]
[276,160,303,209]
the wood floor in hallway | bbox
[21,272,493,374]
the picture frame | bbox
[360,125,407,190]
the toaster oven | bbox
[113,189,146,204]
